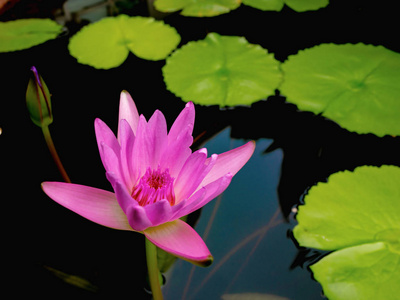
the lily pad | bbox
[242,0,329,12]
[162,33,282,107]
[280,43,400,137]
[293,165,400,300]
[154,0,241,17]
[68,15,180,69]
[0,18,63,52]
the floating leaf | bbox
[242,0,284,11]
[0,18,62,52]
[162,33,282,107]
[280,43,400,137]
[45,266,98,292]
[68,15,180,69]
[293,165,400,300]
[154,0,241,17]
[242,0,329,12]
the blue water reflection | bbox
[163,128,322,300]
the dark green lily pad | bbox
[294,165,400,299]
[0,18,62,52]
[162,33,282,107]
[154,0,241,17]
[68,15,180,69]
[280,43,400,137]
[243,0,329,12]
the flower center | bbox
[131,167,175,206]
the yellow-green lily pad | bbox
[293,165,400,300]
[68,15,180,69]
[162,33,282,107]
[242,0,329,12]
[154,0,241,17]
[0,18,63,52]
[280,43,400,137]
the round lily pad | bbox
[0,18,63,52]
[280,43,400,137]
[154,0,241,17]
[68,15,181,69]
[162,33,282,107]
[311,242,400,300]
[242,0,329,12]
[293,165,400,299]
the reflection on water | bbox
[163,128,322,300]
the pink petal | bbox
[199,141,256,189]
[41,182,133,231]
[106,172,135,213]
[94,118,120,168]
[160,125,193,178]
[118,91,139,136]
[168,102,195,142]
[144,199,173,227]
[101,143,124,183]
[146,110,168,169]
[118,119,136,188]
[127,205,153,231]
[172,173,232,220]
[107,173,153,231]
[144,219,213,267]
[131,115,150,178]
[173,149,210,202]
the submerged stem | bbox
[42,126,71,183]
[145,238,163,300]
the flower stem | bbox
[145,238,163,300]
[42,125,71,183]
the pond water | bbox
[2,1,399,299]
[162,129,322,300]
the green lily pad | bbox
[293,165,400,299]
[311,242,400,300]
[0,18,62,52]
[242,0,329,12]
[280,43,400,137]
[162,33,282,107]
[68,15,180,69]
[154,0,241,17]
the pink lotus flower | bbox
[42,91,255,266]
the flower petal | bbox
[106,173,153,231]
[146,110,168,169]
[101,143,124,183]
[41,182,133,231]
[168,101,195,142]
[174,148,209,202]
[127,205,153,231]
[144,219,213,267]
[131,115,149,177]
[199,141,255,189]
[106,172,135,213]
[94,118,120,168]
[118,91,139,136]
[160,125,193,178]
[118,119,136,188]
[144,199,173,227]
[172,173,233,220]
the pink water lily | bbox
[42,91,255,266]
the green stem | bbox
[42,126,71,183]
[145,238,163,300]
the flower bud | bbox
[26,66,53,127]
